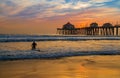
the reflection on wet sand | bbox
[0,55,120,78]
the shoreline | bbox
[0,54,120,61]
[0,55,120,78]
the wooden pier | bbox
[57,22,120,36]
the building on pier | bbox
[57,22,80,35]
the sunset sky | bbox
[0,0,120,34]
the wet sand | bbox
[0,55,120,78]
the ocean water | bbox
[0,35,120,60]
[0,34,120,42]
[0,35,120,78]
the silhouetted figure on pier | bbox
[32,41,37,50]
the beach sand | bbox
[0,55,120,78]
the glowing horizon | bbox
[0,0,120,34]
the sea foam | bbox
[0,50,120,60]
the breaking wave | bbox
[0,35,120,42]
[0,50,120,60]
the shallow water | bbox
[0,40,120,52]
[0,40,120,60]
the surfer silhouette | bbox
[32,41,37,50]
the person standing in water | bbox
[32,41,37,50]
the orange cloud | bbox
[0,0,120,34]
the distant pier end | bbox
[57,22,120,36]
